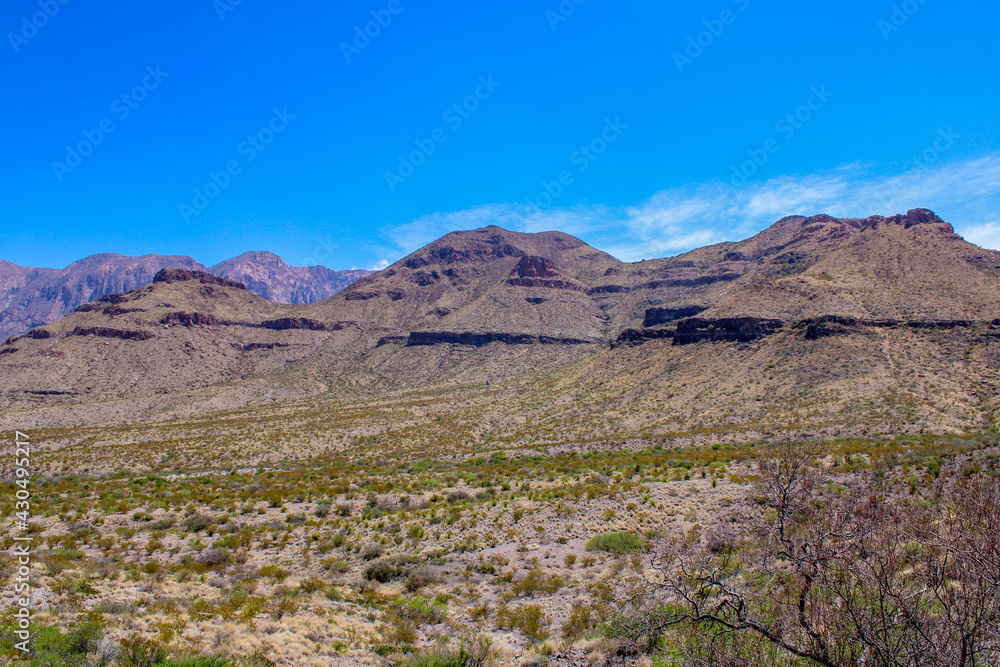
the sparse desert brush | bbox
[258,563,289,582]
[365,558,404,583]
[585,531,646,555]
[405,565,443,592]
[511,566,564,598]
[496,604,550,644]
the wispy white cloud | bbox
[964,222,1000,251]
[378,153,1000,262]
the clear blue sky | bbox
[2,0,999,270]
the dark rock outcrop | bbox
[673,317,784,345]
[237,342,289,351]
[376,335,409,347]
[405,331,594,347]
[643,306,708,327]
[860,208,953,232]
[69,327,154,341]
[103,306,146,316]
[801,316,978,339]
[613,328,674,347]
[639,273,740,289]
[160,312,221,327]
[345,291,380,301]
[507,256,587,292]
[261,317,328,331]
[588,285,631,295]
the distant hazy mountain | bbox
[210,252,371,306]
[0,252,370,340]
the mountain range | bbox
[0,252,371,341]
[2,209,999,451]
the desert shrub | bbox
[320,558,349,573]
[562,604,598,642]
[299,578,325,594]
[446,490,472,503]
[511,566,564,597]
[404,565,442,592]
[197,549,230,566]
[377,613,418,650]
[259,564,289,582]
[396,647,470,667]
[148,517,176,531]
[270,597,298,620]
[635,448,1000,667]
[156,659,235,666]
[0,622,102,666]
[181,514,212,533]
[496,604,549,643]
[585,531,646,555]
[394,595,448,624]
[117,633,167,667]
[213,533,244,550]
[365,559,404,583]
[361,543,385,561]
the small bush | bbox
[365,559,403,583]
[397,647,470,667]
[117,633,167,667]
[181,514,213,533]
[585,531,646,555]
[405,566,442,592]
[496,604,550,643]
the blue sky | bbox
[1,0,999,270]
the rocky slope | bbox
[0,252,370,340]
[2,210,998,445]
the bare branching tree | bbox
[623,446,1000,667]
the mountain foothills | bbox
[0,251,371,340]
[2,209,1000,458]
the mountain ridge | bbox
[0,251,372,340]
[1,209,998,450]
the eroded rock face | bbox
[160,312,221,327]
[673,317,785,344]
[152,269,247,290]
[69,327,154,341]
[237,342,289,351]
[613,327,675,347]
[345,291,380,301]
[643,306,707,327]
[589,285,630,294]
[801,315,977,340]
[860,208,954,232]
[639,273,741,289]
[512,256,561,279]
[507,256,586,292]
[405,331,593,347]
[261,317,328,331]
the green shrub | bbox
[585,531,646,555]
[0,622,101,666]
[365,559,404,583]
[118,633,168,667]
[396,648,470,667]
[496,604,549,643]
